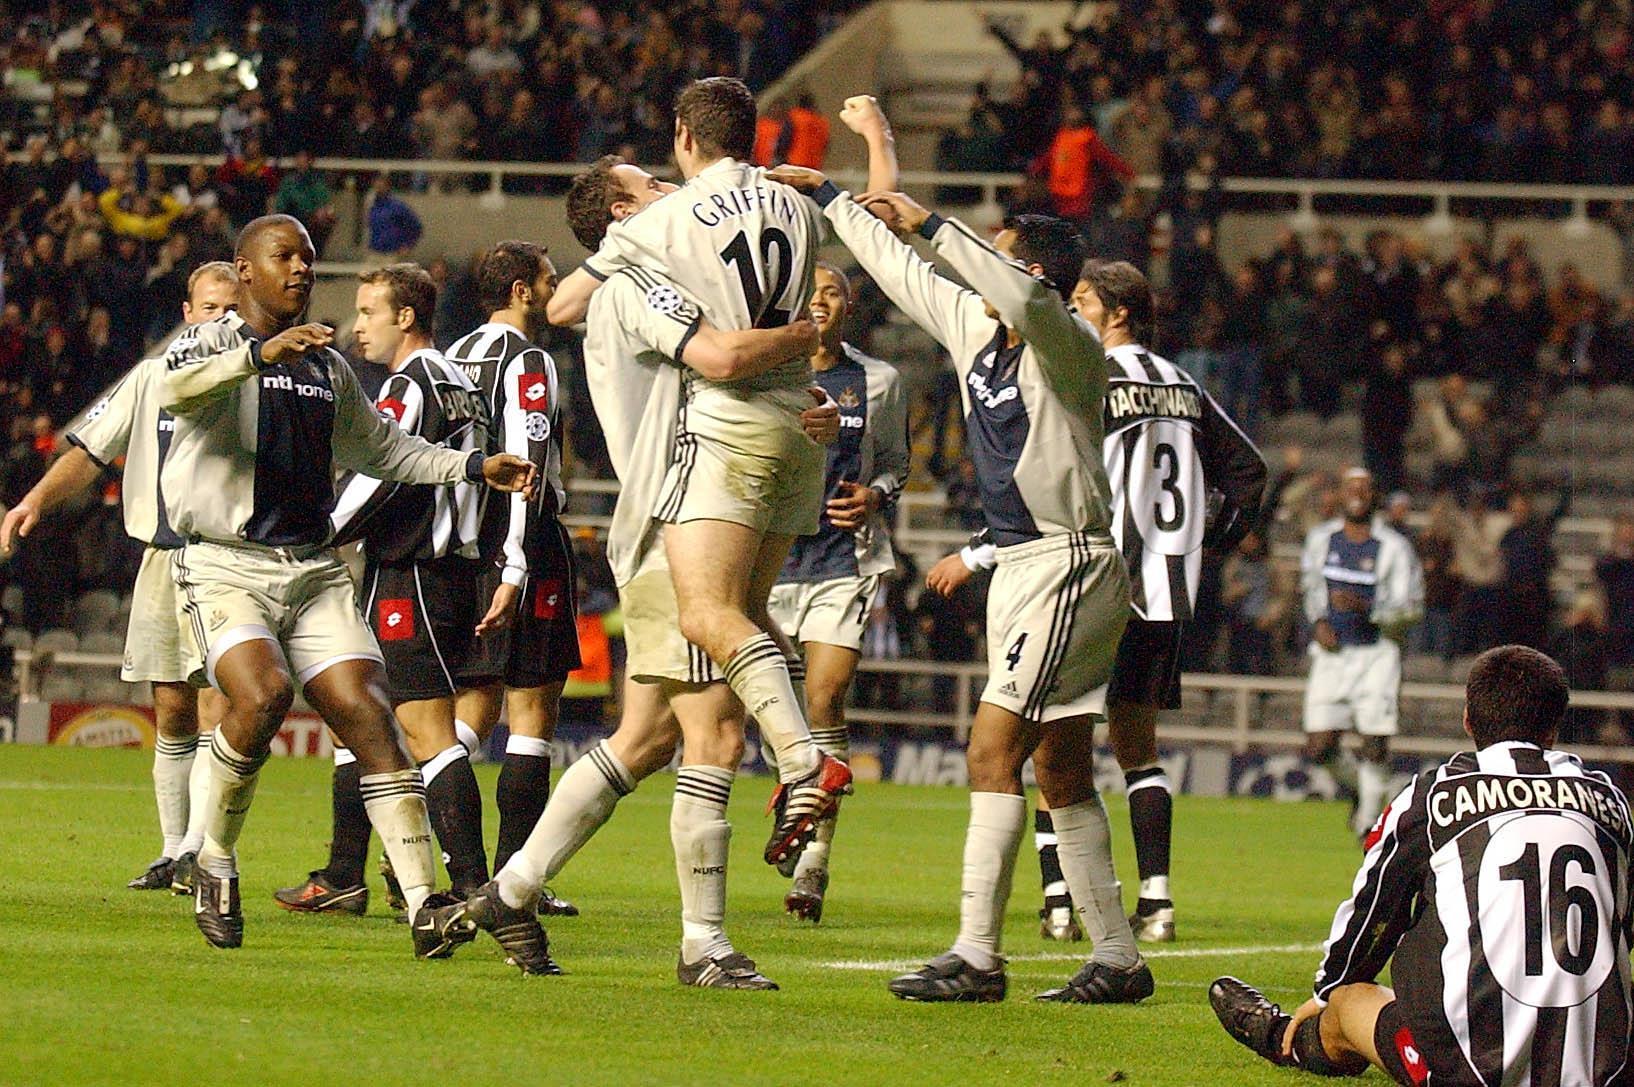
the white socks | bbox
[455,719,481,756]
[419,743,468,789]
[722,633,819,783]
[496,740,635,910]
[795,722,848,878]
[951,791,1026,972]
[672,765,735,964]
[152,734,198,858]
[177,730,214,856]
[1050,794,1140,968]
[1140,875,1171,901]
[360,768,436,919]
[197,732,268,878]
[1356,759,1390,837]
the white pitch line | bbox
[822,942,1323,971]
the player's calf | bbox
[1209,977,1370,1076]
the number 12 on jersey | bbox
[720,227,798,329]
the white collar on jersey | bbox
[691,156,744,183]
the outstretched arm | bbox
[0,447,105,554]
[546,266,601,327]
[160,322,334,414]
[840,95,899,194]
[683,321,818,382]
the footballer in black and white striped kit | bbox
[442,241,583,901]
[1212,645,1631,1087]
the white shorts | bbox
[121,546,187,684]
[982,533,1129,724]
[172,540,383,690]
[1303,639,1401,736]
[654,395,825,536]
[767,575,880,653]
[618,542,719,686]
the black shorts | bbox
[360,557,482,703]
[458,524,581,690]
[1107,617,1185,710]
[1372,1000,1431,1086]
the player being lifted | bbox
[1213,645,1631,1087]
[767,259,909,924]
[274,263,494,917]
[0,262,239,895]
[931,259,1266,943]
[546,77,851,865]
[440,155,838,985]
[444,242,583,913]
[1300,468,1423,839]
[154,215,535,954]
[773,146,1151,1004]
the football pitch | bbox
[1,746,1386,1085]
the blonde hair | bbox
[186,261,238,302]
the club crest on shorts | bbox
[518,373,550,411]
[645,283,685,315]
[376,397,408,423]
[532,578,564,619]
[208,608,227,631]
[525,411,551,442]
[377,598,415,640]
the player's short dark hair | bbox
[358,262,436,335]
[186,260,237,300]
[234,213,308,257]
[675,77,756,161]
[477,240,549,313]
[1002,214,1086,303]
[813,260,852,300]
[1078,258,1154,343]
[1464,645,1569,749]
[565,156,627,252]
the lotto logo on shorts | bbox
[533,579,564,619]
[377,397,408,423]
[377,599,415,640]
[518,373,550,411]
[1393,1027,1429,1084]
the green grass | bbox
[0,746,1390,1085]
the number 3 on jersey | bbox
[720,227,796,329]
[1006,633,1028,670]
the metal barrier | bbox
[13,149,1634,220]
[15,648,1634,765]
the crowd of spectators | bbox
[2,1,858,175]
[946,0,1634,201]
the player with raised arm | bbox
[1,262,239,895]
[274,263,493,915]
[442,242,583,914]
[930,259,1266,943]
[545,77,852,869]
[770,162,1150,1004]
[1300,468,1423,839]
[1213,645,1631,1086]
[767,259,909,924]
[154,214,534,955]
[446,155,837,985]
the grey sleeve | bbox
[328,353,470,485]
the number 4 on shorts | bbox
[1006,633,1028,670]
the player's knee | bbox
[806,683,847,730]
[234,678,294,736]
[151,683,200,738]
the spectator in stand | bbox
[214,133,279,227]
[1498,485,1569,650]
[1294,265,1353,419]
[786,92,831,168]
[1361,341,1412,493]
[97,171,184,242]
[465,23,521,79]
[273,149,337,256]
[1451,490,1507,656]
[366,173,423,260]
[1414,496,1461,660]
[1038,102,1132,224]
[1217,262,1266,436]
[1,414,74,632]
[1221,530,1279,675]
[1549,592,1611,744]
[1595,516,1634,669]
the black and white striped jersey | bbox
[443,322,567,586]
[1103,344,1264,622]
[1315,741,1632,1086]
[330,348,490,565]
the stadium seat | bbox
[34,629,79,653]
[73,590,122,637]
[80,632,125,656]
[39,675,85,702]
[81,677,134,703]
[0,585,22,616]
[2,627,32,651]
[1403,654,1448,683]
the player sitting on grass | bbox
[1213,644,1632,1086]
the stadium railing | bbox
[14,648,1634,765]
[15,150,1634,222]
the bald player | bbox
[2,261,239,894]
